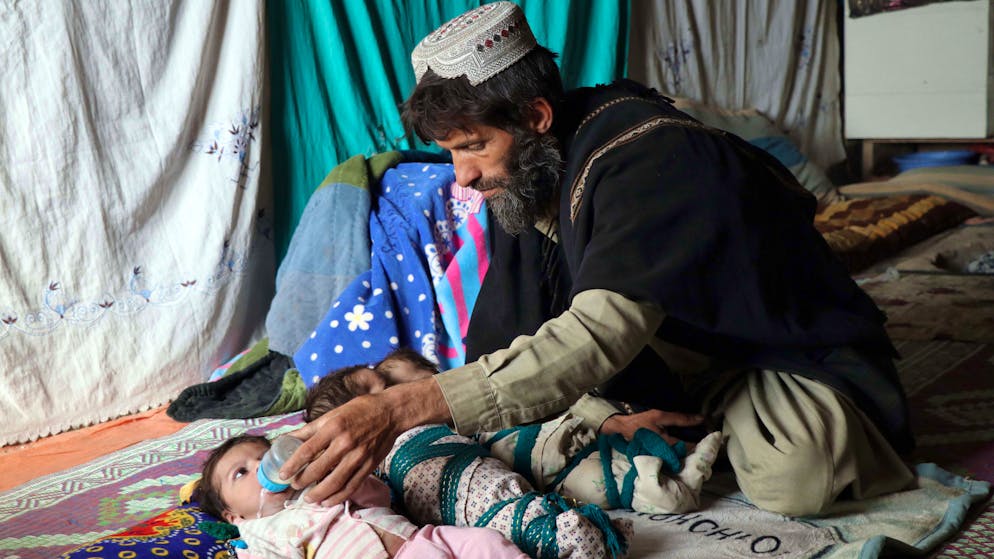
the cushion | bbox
[815,194,975,273]
[57,502,233,559]
[839,165,994,216]
[673,98,840,205]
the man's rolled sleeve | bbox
[567,393,622,432]
[434,289,664,435]
[433,362,498,435]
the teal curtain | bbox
[268,0,631,262]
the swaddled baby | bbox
[307,349,721,516]
[195,434,530,559]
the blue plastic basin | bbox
[893,150,979,172]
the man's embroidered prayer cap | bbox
[411,2,537,86]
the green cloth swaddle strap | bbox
[565,429,688,510]
[389,426,461,494]
[629,428,686,473]
[390,425,629,559]
[480,424,542,487]
[480,427,516,449]
[512,424,542,486]
[473,492,627,559]
[600,435,624,508]
[440,443,491,524]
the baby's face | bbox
[376,358,435,385]
[213,441,291,523]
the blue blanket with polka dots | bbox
[293,162,479,387]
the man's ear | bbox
[528,97,554,134]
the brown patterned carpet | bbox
[864,275,994,342]
[825,203,994,557]
[862,275,994,557]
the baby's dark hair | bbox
[304,364,369,422]
[304,349,441,422]
[377,347,439,376]
[194,434,271,520]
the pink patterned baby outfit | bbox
[235,476,526,559]
[397,525,529,559]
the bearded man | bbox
[283,2,914,517]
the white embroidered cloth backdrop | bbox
[628,0,846,170]
[0,1,274,445]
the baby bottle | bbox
[257,435,304,492]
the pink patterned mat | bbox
[0,413,303,558]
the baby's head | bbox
[376,347,439,384]
[303,365,384,422]
[304,348,438,421]
[196,434,290,523]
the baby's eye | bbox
[234,467,248,479]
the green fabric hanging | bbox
[268,0,631,263]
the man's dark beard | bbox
[476,131,562,235]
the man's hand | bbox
[600,408,704,445]
[279,376,450,506]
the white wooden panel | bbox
[844,0,993,138]
[847,92,990,138]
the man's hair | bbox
[194,434,271,520]
[402,46,564,142]
[303,365,369,422]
